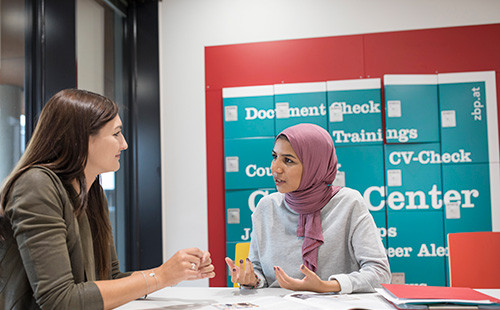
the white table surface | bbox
[114,287,301,310]
[115,287,500,310]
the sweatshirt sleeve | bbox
[4,169,104,309]
[247,200,267,289]
[328,195,391,293]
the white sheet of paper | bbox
[329,104,343,122]
[441,110,457,128]
[225,156,239,172]
[446,202,461,219]
[387,169,402,187]
[387,100,402,118]
[225,105,238,122]
[227,208,240,224]
[275,102,290,119]
[285,292,394,310]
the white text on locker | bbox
[330,101,381,114]
[244,104,327,120]
[364,185,479,211]
[388,149,472,165]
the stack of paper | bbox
[284,291,394,310]
[379,284,500,309]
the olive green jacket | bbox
[0,166,130,309]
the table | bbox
[115,287,500,310]
[115,287,305,309]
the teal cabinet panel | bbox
[387,212,446,286]
[384,75,439,144]
[442,163,494,235]
[336,144,385,213]
[224,137,275,190]
[371,211,388,248]
[384,143,443,213]
[327,79,383,146]
[223,85,275,139]
[274,82,327,134]
[225,188,276,243]
[438,71,499,164]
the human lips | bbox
[274,177,285,185]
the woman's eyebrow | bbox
[273,151,297,159]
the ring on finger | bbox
[191,263,197,270]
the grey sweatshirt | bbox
[248,187,391,293]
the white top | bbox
[249,188,391,293]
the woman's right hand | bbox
[158,248,215,287]
[225,257,258,287]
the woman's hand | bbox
[274,264,340,293]
[199,251,216,278]
[157,248,215,287]
[225,257,259,287]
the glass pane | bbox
[0,0,26,182]
[76,0,128,269]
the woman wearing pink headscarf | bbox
[225,123,390,293]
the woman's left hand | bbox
[274,264,340,293]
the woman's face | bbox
[271,138,303,193]
[87,115,128,177]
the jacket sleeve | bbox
[110,243,132,279]
[4,169,103,310]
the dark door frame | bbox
[24,0,162,271]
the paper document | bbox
[211,296,311,310]
[284,291,394,310]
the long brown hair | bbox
[0,88,118,280]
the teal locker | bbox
[327,78,383,146]
[371,211,388,248]
[225,188,276,243]
[224,137,275,190]
[274,82,327,134]
[387,212,446,286]
[384,143,442,212]
[384,75,439,144]
[223,85,275,139]
[438,71,499,164]
[336,145,386,214]
[442,163,495,235]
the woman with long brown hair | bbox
[0,89,214,309]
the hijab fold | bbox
[279,123,341,272]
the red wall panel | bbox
[205,23,500,287]
[205,35,366,89]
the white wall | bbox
[158,0,500,286]
[76,0,104,95]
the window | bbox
[0,0,26,182]
[76,0,128,267]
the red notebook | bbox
[382,284,500,303]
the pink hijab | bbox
[278,123,341,272]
